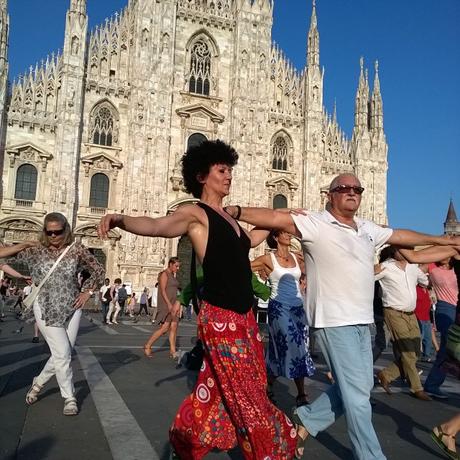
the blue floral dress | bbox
[266,253,315,379]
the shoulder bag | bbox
[23,242,75,309]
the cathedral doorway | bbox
[176,235,199,290]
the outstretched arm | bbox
[388,230,460,248]
[225,206,300,237]
[0,241,36,258]
[248,228,271,248]
[0,264,31,283]
[400,246,460,264]
[98,206,196,239]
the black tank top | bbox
[198,202,253,314]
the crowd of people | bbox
[0,138,459,459]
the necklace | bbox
[275,251,290,262]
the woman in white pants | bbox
[1,213,104,415]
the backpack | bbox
[103,287,112,302]
[118,287,128,301]
[181,340,204,371]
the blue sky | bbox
[7,0,460,234]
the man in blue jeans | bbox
[227,173,460,460]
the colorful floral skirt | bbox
[170,301,297,459]
[267,299,315,379]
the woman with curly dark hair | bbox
[98,140,296,459]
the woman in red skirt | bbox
[98,140,297,459]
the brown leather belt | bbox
[386,307,414,315]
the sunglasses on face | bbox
[45,228,65,236]
[330,185,365,195]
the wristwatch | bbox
[87,290,94,296]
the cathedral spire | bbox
[370,60,383,132]
[307,0,320,68]
[445,199,458,223]
[70,0,86,15]
[354,57,369,132]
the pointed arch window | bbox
[273,194,287,209]
[187,133,207,151]
[271,137,288,171]
[89,173,109,208]
[189,41,211,96]
[15,164,38,201]
[89,102,118,147]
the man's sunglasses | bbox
[330,185,365,195]
[45,228,65,236]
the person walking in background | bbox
[149,281,158,324]
[106,278,122,325]
[127,292,136,317]
[99,278,111,324]
[138,288,149,316]
[117,283,128,316]
[98,140,296,459]
[374,245,431,400]
[401,246,460,401]
[414,266,436,362]
[0,212,104,416]
[251,230,315,407]
[423,257,459,398]
[142,257,181,359]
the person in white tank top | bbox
[252,230,315,407]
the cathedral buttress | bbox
[0,0,8,161]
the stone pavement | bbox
[1,307,459,460]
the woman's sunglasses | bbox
[45,228,65,236]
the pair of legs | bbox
[143,318,178,358]
[424,301,456,396]
[170,302,296,459]
[372,313,390,363]
[418,319,435,360]
[266,300,315,406]
[295,325,386,460]
[106,301,121,324]
[30,303,81,411]
[138,303,148,316]
[378,309,424,393]
[100,300,109,324]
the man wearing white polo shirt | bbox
[225,173,460,460]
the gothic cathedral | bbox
[0,0,388,288]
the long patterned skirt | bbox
[267,299,315,379]
[170,301,297,460]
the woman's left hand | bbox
[73,291,92,310]
[19,275,33,285]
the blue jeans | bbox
[417,319,434,359]
[424,300,456,392]
[101,301,110,323]
[296,325,386,460]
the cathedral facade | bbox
[0,0,388,289]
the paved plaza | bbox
[1,304,459,460]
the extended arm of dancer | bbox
[98,207,197,239]
[225,206,299,236]
[388,230,460,248]
[0,241,37,259]
[399,245,460,264]
[0,264,31,283]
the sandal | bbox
[295,393,310,408]
[63,396,78,416]
[431,426,459,459]
[292,410,309,459]
[25,377,43,405]
[143,345,153,358]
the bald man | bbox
[225,173,460,460]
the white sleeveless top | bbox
[268,252,303,306]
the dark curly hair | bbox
[181,139,238,198]
[266,230,282,249]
